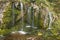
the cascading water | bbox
[31,2,39,29]
[26,6,31,28]
[12,2,15,26]
[31,2,35,29]
[18,0,27,34]
[47,12,53,30]
[44,7,53,30]
[43,7,53,36]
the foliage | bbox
[0,0,60,40]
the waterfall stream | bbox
[44,7,53,30]
[20,0,24,31]
[12,2,15,26]
[47,12,53,30]
[26,7,31,28]
[19,0,27,34]
[31,3,35,29]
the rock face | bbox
[0,1,10,24]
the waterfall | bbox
[26,7,31,28]
[20,0,24,31]
[19,0,27,35]
[44,7,53,30]
[27,7,31,25]
[47,12,53,30]
[31,3,35,28]
[12,2,15,26]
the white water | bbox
[26,25,31,28]
[11,31,27,35]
